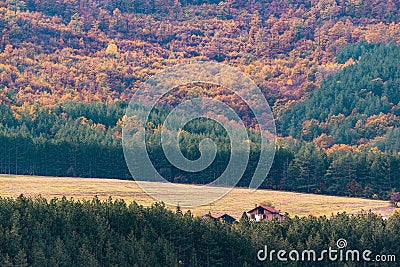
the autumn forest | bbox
[0,0,400,266]
[0,0,399,199]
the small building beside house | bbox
[200,212,237,224]
[247,205,284,222]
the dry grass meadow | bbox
[0,174,395,219]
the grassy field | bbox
[0,174,395,219]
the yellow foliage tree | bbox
[105,43,119,57]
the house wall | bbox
[248,208,284,222]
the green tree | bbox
[68,13,83,34]
[13,250,28,267]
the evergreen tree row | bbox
[0,196,398,266]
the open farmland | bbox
[0,175,394,219]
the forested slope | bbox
[1,0,400,106]
[0,101,399,199]
[0,0,399,200]
[280,42,400,150]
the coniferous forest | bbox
[0,196,399,267]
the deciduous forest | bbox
[0,1,399,197]
[1,0,400,266]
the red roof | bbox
[247,205,281,214]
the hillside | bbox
[1,0,400,106]
[1,1,400,266]
[0,0,399,200]
[280,42,400,150]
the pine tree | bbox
[13,249,29,267]
[1,255,14,267]
[31,246,46,267]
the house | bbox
[200,212,237,224]
[247,205,284,222]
